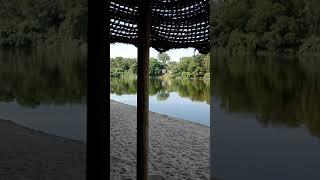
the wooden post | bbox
[210,60,214,180]
[87,0,109,179]
[137,0,151,179]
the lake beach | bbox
[111,100,210,179]
[0,119,85,180]
[0,100,210,180]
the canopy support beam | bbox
[137,0,151,179]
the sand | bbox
[0,100,210,180]
[111,100,210,179]
[0,119,85,180]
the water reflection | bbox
[212,55,320,180]
[0,49,87,107]
[212,55,320,138]
[111,78,210,104]
[2,49,319,138]
[110,78,210,125]
[0,49,86,141]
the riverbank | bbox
[0,100,210,180]
[0,119,85,180]
[111,100,210,179]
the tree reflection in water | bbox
[110,77,210,104]
[112,54,320,138]
[212,55,320,138]
[0,49,87,107]
[1,49,319,138]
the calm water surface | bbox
[0,49,86,141]
[110,78,210,126]
[1,49,320,179]
[212,56,320,180]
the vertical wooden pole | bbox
[137,0,151,179]
[210,60,214,180]
[87,0,109,179]
[209,2,214,178]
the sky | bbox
[110,43,199,62]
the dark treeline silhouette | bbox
[211,0,320,55]
[212,55,320,138]
[0,48,86,107]
[2,49,319,137]
[0,0,87,48]
[2,0,319,55]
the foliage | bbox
[157,52,170,65]
[0,0,87,48]
[110,57,137,78]
[299,36,320,55]
[169,54,210,78]
[227,30,257,55]
[211,0,320,54]
[149,57,165,77]
[110,53,210,79]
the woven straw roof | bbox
[110,0,210,54]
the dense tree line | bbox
[110,53,210,79]
[0,0,87,48]
[167,54,210,78]
[110,57,137,78]
[3,0,318,56]
[211,0,320,55]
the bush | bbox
[299,36,320,55]
[227,30,257,55]
[181,72,192,79]
[204,73,210,79]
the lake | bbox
[212,55,320,180]
[110,78,210,126]
[0,49,87,141]
[1,49,320,179]
[110,55,320,179]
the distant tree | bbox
[111,54,209,79]
[158,52,170,65]
[149,58,164,77]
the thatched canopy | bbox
[106,1,210,179]
[110,0,210,54]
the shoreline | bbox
[111,99,210,128]
[0,100,210,179]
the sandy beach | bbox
[0,119,86,180]
[111,100,210,179]
[0,100,209,180]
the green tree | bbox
[211,0,320,54]
[158,52,170,65]
[149,58,164,77]
[0,0,87,48]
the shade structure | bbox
[108,0,210,179]
[110,0,210,54]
